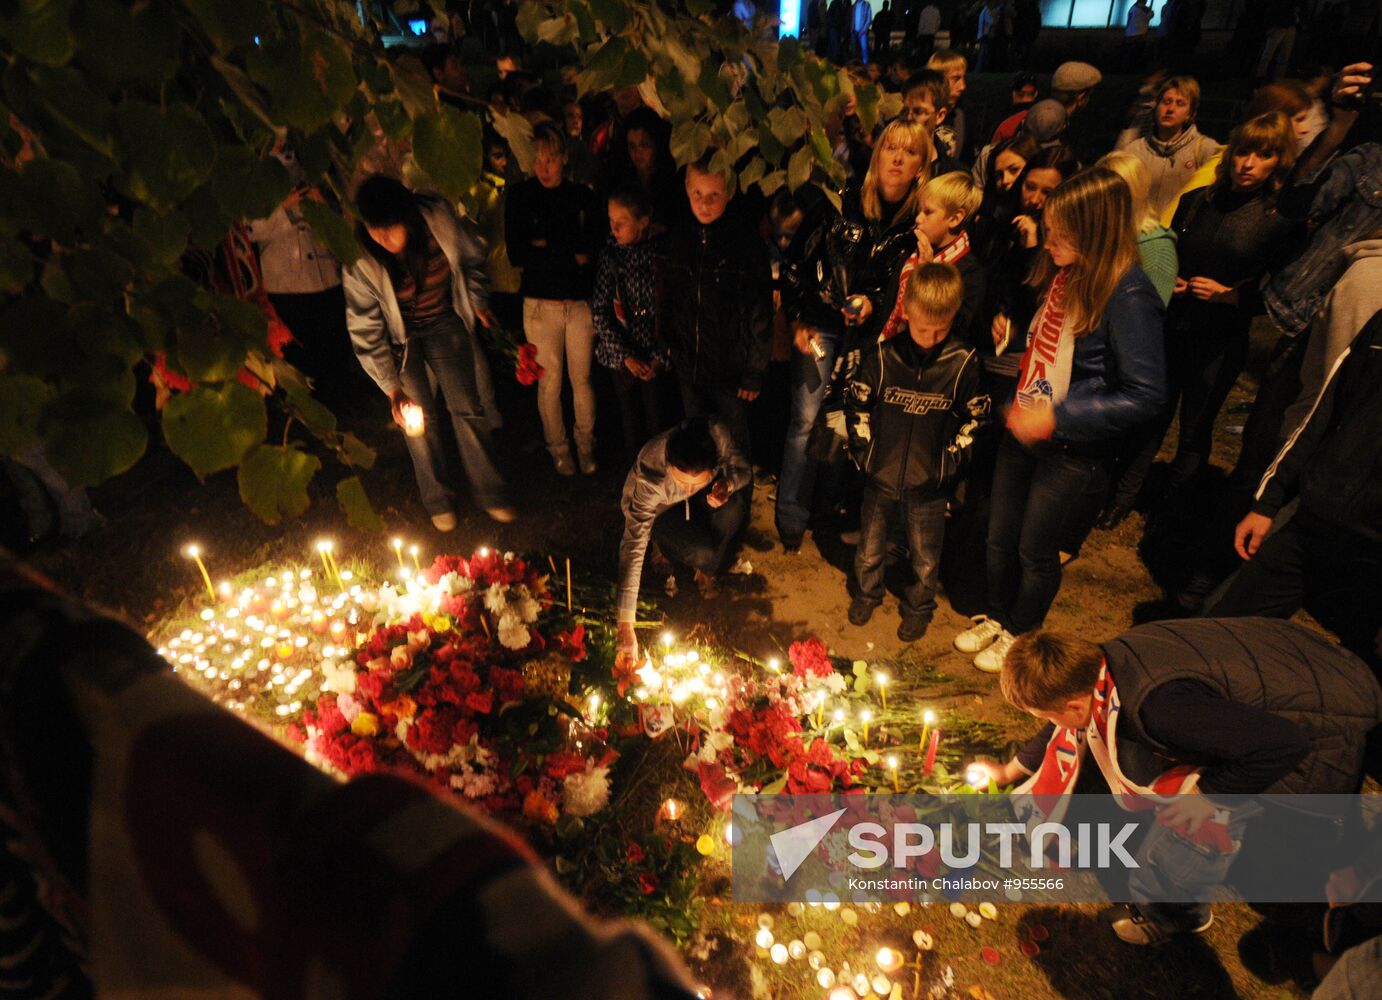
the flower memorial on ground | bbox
[154,544,1021,997]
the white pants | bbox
[522,298,595,456]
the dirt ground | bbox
[26,324,1327,998]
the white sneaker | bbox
[954,615,1005,653]
[973,630,1017,673]
[431,512,457,532]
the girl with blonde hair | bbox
[954,166,1167,672]
[1097,150,1179,306]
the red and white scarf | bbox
[1014,661,1237,854]
[1013,267,1076,412]
[879,230,971,341]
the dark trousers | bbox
[651,485,752,577]
[1206,510,1382,674]
[612,369,675,463]
[678,376,751,455]
[987,434,1109,634]
[1232,332,1305,487]
[270,288,374,412]
[397,314,508,515]
[853,485,947,621]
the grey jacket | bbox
[1117,124,1221,220]
[342,193,489,395]
[616,421,751,622]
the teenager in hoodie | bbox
[1117,76,1221,221]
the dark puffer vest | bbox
[1104,617,1381,795]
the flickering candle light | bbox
[767,656,781,673]
[658,797,684,823]
[182,544,217,601]
[924,727,941,776]
[875,946,904,974]
[887,756,899,793]
[409,544,421,572]
[919,709,936,754]
[966,764,989,788]
[860,708,873,745]
[566,557,572,612]
[391,537,405,570]
[315,540,336,586]
[876,671,889,713]
[400,401,425,437]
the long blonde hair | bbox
[1027,167,1139,337]
[861,119,933,226]
[1096,151,1157,234]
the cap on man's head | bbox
[1022,99,1069,145]
[1051,61,1102,93]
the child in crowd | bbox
[663,158,774,452]
[593,187,673,462]
[879,171,986,344]
[925,49,969,162]
[845,263,989,641]
[958,166,1165,672]
[974,619,1381,945]
[899,70,966,176]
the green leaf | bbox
[808,125,834,168]
[248,35,356,133]
[209,147,291,222]
[669,118,711,166]
[73,0,178,83]
[585,36,627,77]
[698,60,730,113]
[411,107,483,203]
[386,56,437,118]
[336,475,384,531]
[616,48,650,89]
[44,394,146,487]
[0,374,53,456]
[738,157,766,194]
[373,100,410,141]
[338,432,376,470]
[115,101,217,213]
[0,0,76,67]
[133,209,191,265]
[182,0,269,52]
[285,382,337,436]
[162,383,267,480]
[758,169,786,196]
[568,0,596,41]
[585,0,630,30]
[787,144,814,191]
[0,294,69,377]
[180,185,234,250]
[299,200,361,267]
[237,444,320,523]
[760,774,787,795]
[0,237,33,294]
[66,245,136,303]
[27,65,114,157]
[177,317,248,384]
[0,157,104,243]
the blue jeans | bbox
[853,486,947,621]
[397,313,508,515]
[986,434,1109,634]
[775,329,841,539]
[1128,805,1255,930]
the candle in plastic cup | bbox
[401,403,425,437]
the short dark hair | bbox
[608,185,652,219]
[354,174,416,228]
[665,417,718,475]
[531,120,567,158]
[903,69,948,110]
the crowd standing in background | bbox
[183,0,1382,978]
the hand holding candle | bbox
[401,401,426,437]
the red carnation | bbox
[788,637,833,679]
[464,690,494,715]
[544,752,589,781]
[638,872,659,896]
[625,841,646,865]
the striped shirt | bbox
[396,234,452,324]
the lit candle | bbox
[315,540,337,586]
[860,709,873,745]
[391,537,405,571]
[966,764,989,788]
[876,945,904,974]
[767,656,781,673]
[409,544,421,573]
[182,544,217,601]
[833,708,845,730]
[924,728,940,776]
[566,557,572,612]
[815,691,826,728]
[919,709,936,754]
[400,402,425,437]
[877,671,889,713]
[887,755,899,793]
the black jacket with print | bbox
[662,210,774,392]
[845,332,990,499]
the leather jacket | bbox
[846,333,990,498]
[662,211,773,391]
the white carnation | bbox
[562,766,611,817]
[483,582,508,615]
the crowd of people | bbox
[235,19,1382,974]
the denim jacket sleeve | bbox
[1053,268,1167,443]
[343,264,402,396]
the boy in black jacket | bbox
[973,618,1382,945]
[845,262,989,641]
[662,158,774,452]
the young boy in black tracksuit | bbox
[845,262,990,641]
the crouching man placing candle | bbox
[614,416,752,669]
[968,617,1382,946]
